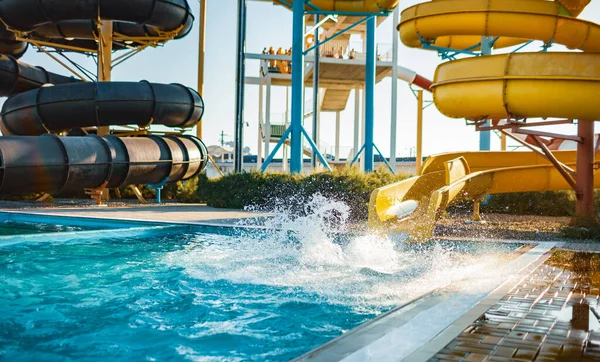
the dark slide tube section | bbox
[0,135,208,195]
[1,81,204,136]
[0,54,79,97]
[0,24,26,58]
[0,0,194,42]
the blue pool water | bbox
[0,201,521,361]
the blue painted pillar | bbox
[364,16,376,172]
[311,14,320,169]
[479,36,493,151]
[289,0,305,173]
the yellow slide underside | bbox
[369,151,600,240]
[274,0,398,12]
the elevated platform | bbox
[247,57,404,111]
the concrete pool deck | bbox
[0,203,273,226]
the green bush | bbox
[481,191,576,217]
[196,167,409,221]
[196,171,302,209]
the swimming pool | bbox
[0,217,522,361]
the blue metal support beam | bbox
[290,0,305,173]
[306,10,389,17]
[374,144,395,174]
[349,143,394,174]
[261,126,292,172]
[260,124,332,172]
[364,16,376,172]
[312,13,320,168]
[300,127,332,171]
[349,144,366,167]
[479,36,493,151]
[147,177,169,204]
[511,40,533,53]
[301,0,320,11]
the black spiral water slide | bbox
[0,0,208,195]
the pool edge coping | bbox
[0,209,271,231]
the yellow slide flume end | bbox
[432,53,600,121]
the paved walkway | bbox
[432,250,600,361]
[0,204,272,225]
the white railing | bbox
[331,41,394,61]
[377,43,393,62]
[320,38,349,59]
[304,98,314,117]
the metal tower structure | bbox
[237,1,395,174]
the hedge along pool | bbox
[0,199,523,361]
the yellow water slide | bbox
[369,151,600,239]
[399,0,600,121]
[368,0,599,239]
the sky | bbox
[9,0,600,159]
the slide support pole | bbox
[574,120,596,220]
[290,0,305,173]
[364,16,376,172]
[312,14,320,169]
[478,36,493,151]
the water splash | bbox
[164,194,517,313]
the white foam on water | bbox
[163,194,514,312]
